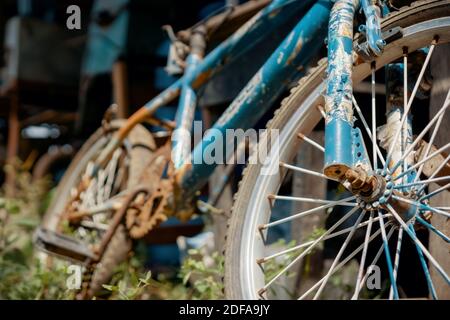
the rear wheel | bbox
[41,120,155,298]
[225,0,450,299]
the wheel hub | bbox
[345,168,418,222]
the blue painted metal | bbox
[378,212,399,299]
[324,0,359,180]
[416,215,450,243]
[360,0,385,56]
[416,202,450,219]
[396,215,450,285]
[352,128,372,171]
[143,0,315,113]
[173,53,203,169]
[409,224,438,299]
[180,0,333,192]
[96,0,317,172]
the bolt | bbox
[386,182,393,189]
[385,175,391,181]
[372,201,380,208]
[384,189,391,197]
[379,196,387,204]
[377,39,386,48]
[365,204,372,210]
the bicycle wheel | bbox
[225,0,450,299]
[40,120,155,298]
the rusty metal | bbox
[112,60,130,119]
[345,167,386,202]
[93,186,149,257]
[126,182,170,239]
[124,143,177,239]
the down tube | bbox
[180,0,332,193]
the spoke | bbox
[355,227,395,296]
[395,142,450,181]
[371,64,378,169]
[261,196,356,229]
[354,227,396,297]
[402,50,409,183]
[352,96,386,166]
[313,211,365,299]
[420,181,450,201]
[96,169,107,205]
[384,43,436,170]
[104,148,122,200]
[409,224,438,299]
[378,210,399,299]
[261,214,390,262]
[392,195,450,219]
[394,175,450,189]
[416,215,450,243]
[299,227,394,300]
[389,227,403,300]
[316,105,326,118]
[297,133,324,153]
[261,206,360,292]
[390,88,450,174]
[386,203,450,285]
[352,211,374,300]
[268,194,356,206]
[279,162,328,179]
[80,220,109,231]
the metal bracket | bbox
[355,26,403,62]
[352,127,372,171]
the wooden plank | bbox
[428,42,450,299]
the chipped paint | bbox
[180,0,332,192]
[324,0,359,178]
[325,0,358,124]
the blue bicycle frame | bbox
[97,0,385,200]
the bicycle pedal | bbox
[34,227,97,263]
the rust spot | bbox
[285,37,304,66]
[192,70,213,89]
[268,8,281,19]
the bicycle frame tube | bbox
[179,0,332,193]
[172,28,206,169]
[324,0,360,180]
[95,0,315,168]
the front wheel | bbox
[225,0,450,300]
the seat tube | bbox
[324,0,360,180]
[172,26,207,169]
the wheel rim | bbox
[238,17,450,300]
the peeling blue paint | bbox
[324,0,359,176]
[181,0,332,192]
